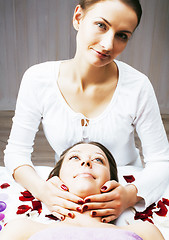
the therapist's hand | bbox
[39,176,84,220]
[13,165,84,220]
[82,180,139,222]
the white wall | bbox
[0,0,169,113]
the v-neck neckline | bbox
[54,59,122,123]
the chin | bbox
[69,182,100,199]
[88,57,112,68]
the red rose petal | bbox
[21,191,34,198]
[162,198,169,206]
[18,205,31,210]
[155,200,168,217]
[32,201,42,214]
[144,218,154,224]
[16,205,32,214]
[123,175,135,183]
[19,196,35,201]
[134,203,156,221]
[19,191,35,201]
[144,203,156,217]
[135,212,149,220]
[0,183,10,189]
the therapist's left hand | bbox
[82,180,139,222]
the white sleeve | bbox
[4,66,42,175]
[133,79,169,210]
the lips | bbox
[74,172,96,179]
[92,48,110,58]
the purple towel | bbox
[29,226,143,240]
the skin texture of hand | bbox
[13,166,84,221]
[82,180,140,222]
[39,176,85,220]
[40,178,138,221]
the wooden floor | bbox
[0,111,169,167]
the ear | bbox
[73,5,84,31]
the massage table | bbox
[0,166,169,239]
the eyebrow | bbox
[100,17,112,27]
[100,17,133,35]
[67,150,106,160]
[95,152,107,160]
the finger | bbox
[102,214,117,223]
[46,178,84,204]
[50,211,65,221]
[51,205,75,219]
[100,180,119,192]
[84,191,117,203]
[48,176,69,191]
[90,208,116,217]
[83,201,116,211]
[52,196,83,212]
[54,189,84,204]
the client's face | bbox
[59,143,110,198]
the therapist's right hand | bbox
[38,176,84,220]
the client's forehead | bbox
[67,143,107,159]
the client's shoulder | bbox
[0,218,46,240]
[126,221,164,240]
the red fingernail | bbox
[102,218,106,223]
[61,216,65,221]
[82,205,88,212]
[68,213,74,218]
[85,198,91,203]
[101,186,107,191]
[76,207,82,212]
[92,211,97,216]
[78,200,84,204]
[61,184,68,191]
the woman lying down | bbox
[0,142,164,240]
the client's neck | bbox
[64,210,104,228]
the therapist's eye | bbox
[95,22,107,31]
[116,32,129,42]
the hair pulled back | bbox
[78,0,142,27]
[48,141,118,182]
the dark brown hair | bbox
[78,0,142,27]
[48,141,118,182]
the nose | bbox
[81,160,92,168]
[100,32,114,52]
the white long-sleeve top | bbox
[4,60,169,210]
